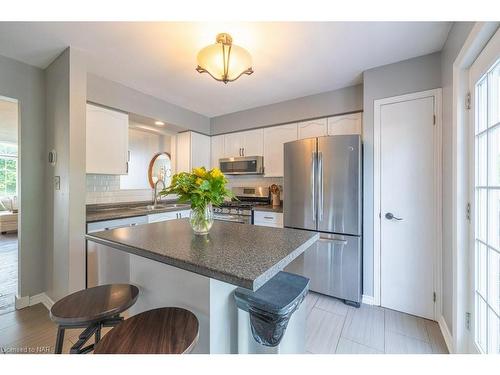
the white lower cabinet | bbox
[253,211,283,228]
[148,209,191,223]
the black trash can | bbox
[234,271,309,354]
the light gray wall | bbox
[440,22,474,335]
[210,84,363,135]
[362,52,442,297]
[45,48,87,302]
[0,54,45,298]
[87,74,211,135]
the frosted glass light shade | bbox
[196,33,253,84]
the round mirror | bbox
[148,152,172,188]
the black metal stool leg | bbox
[95,323,102,344]
[55,326,65,354]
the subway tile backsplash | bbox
[86,174,153,204]
[86,174,284,205]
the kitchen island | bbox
[85,219,318,354]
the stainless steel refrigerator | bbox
[284,135,362,307]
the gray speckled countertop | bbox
[86,220,318,290]
[86,202,191,223]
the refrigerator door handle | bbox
[318,237,348,245]
[318,151,324,221]
[311,151,316,222]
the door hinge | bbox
[466,202,471,222]
[433,292,436,302]
[465,312,471,330]
[465,92,471,110]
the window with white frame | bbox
[474,58,500,354]
[0,142,17,197]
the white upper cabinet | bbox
[327,112,362,136]
[264,123,298,177]
[241,128,264,156]
[224,132,245,157]
[191,132,211,169]
[224,128,264,157]
[298,118,328,139]
[86,103,129,175]
[211,135,225,169]
[176,131,211,173]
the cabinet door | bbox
[211,135,225,169]
[224,132,244,157]
[327,112,362,136]
[175,132,191,173]
[148,211,178,223]
[242,128,264,156]
[86,104,129,174]
[191,132,211,170]
[264,124,297,177]
[297,118,327,139]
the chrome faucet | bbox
[153,180,166,207]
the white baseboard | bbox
[438,315,454,354]
[362,295,375,305]
[15,292,54,311]
[14,295,29,309]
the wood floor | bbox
[305,292,449,354]
[1,292,448,354]
[0,233,17,316]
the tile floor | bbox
[305,292,449,354]
[0,292,449,354]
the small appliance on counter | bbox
[269,184,281,207]
[213,187,270,224]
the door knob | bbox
[385,212,403,221]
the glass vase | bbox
[190,203,214,235]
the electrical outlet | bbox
[54,176,61,190]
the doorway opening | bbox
[0,96,19,316]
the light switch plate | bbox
[54,176,61,190]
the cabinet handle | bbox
[242,147,245,156]
[264,216,274,220]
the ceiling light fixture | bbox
[154,121,165,126]
[196,33,253,84]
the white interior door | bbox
[469,27,500,354]
[377,92,439,320]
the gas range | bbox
[213,187,270,224]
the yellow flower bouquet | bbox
[160,167,234,234]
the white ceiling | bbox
[0,99,18,144]
[0,22,451,117]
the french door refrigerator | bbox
[284,135,362,306]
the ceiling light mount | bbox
[196,33,253,84]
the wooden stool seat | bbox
[50,284,139,354]
[94,307,199,354]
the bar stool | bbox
[50,284,139,354]
[94,307,199,354]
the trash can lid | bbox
[234,271,310,316]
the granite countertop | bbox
[253,204,283,213]
[86,219,318,290]
[86,201,191,223]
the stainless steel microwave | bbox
[219,156,264,175]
